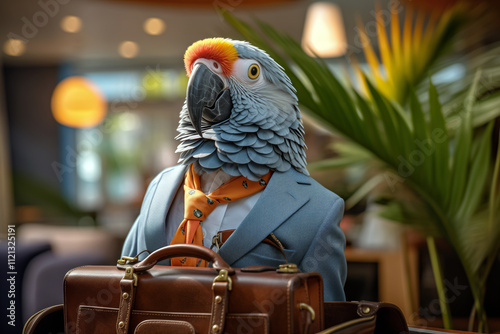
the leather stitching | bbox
[286,279,291,334]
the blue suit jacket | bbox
[121,165,347,301]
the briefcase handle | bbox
[131,244,234,273]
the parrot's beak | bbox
[186,63,232,137]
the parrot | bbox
[121,38,347,302]
[176,37,309,181]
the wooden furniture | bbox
[345,246,419,322]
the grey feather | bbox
[248,162,270,176]
[221,163,241,176]
[253,144,274,155]
[277,142,290,153]
[226,150,251,164]
[276,126,290,137]
[248,147,280,165]
[220,125,244,134]
[252,138,267,149]
[237,124,259,132]
[235,133,258,146]
[237,164,260,181]
[192,141,217,158]
[267,134,284,145]
[220,131,247,142]
[256,129,274,141]
[217,150,233,163]
[215,141,242,154]
[199,151,224,169]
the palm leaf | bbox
[353,3,465,105]
[224,10,499,331]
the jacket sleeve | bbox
[121,216,140,258]
[121,174,162,259]
[298,196,347,302]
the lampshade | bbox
[302,2,347,58]
[51,76,107,128]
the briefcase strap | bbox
[210,274,231,334]
[23,304,64,334]
[116,268,138,334]
[320,301,409,334]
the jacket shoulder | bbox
[147,165,186,188]
[287,168,343,204]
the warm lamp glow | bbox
[143,18,166,35]
[118,41,139,58]
[60,15,82,33]
[51,76,107,128]
[302,2,347,58]
[3,39,26,57]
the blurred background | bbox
[0,0,373,241]
[1,0,500,332]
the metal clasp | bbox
[211,232,223,252]
[117,256,138,265]
[277,263,299,273]
[299,303,316,322]
[213,269,232,291]
[124,267,138,286]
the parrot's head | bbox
[176,38,308,181]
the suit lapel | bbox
[219,169,312,265]
[144,164,187,252]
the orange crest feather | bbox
[184,38,238,77]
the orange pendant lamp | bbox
[51,76,107,128]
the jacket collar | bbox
[219,168,312,265]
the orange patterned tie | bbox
[170,163,272,266]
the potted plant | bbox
[223,2,500,332]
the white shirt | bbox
[165,168,263,250]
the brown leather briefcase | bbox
[24,301,410,334]
[63,244,323,334]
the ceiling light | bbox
[51,76,107,128]
[302,2,347,58]
[3,39,26,57]
[118,41,139,58]
[61,15,82,33]
[143,18,165,36]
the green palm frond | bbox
[307,141,374,171]
[223,10,500,332]
[353,3,466,104]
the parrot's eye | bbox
[232,59,263,85]
[248,64,260,80]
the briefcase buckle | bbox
[213,269,232,291]
[117,256,138,265]
[123,267,138,286]
[277,263,299,273]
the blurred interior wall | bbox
[2,64,61,227]
[4,65,60,185]
[0,59,14,230]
